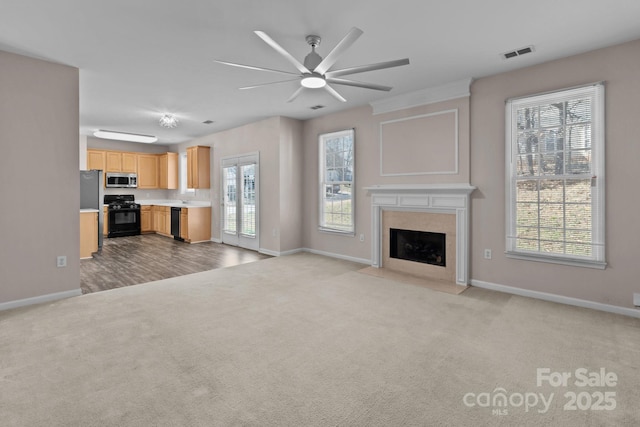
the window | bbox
[179,152,195,195]
[319,129,355,234]
[506,83,605,268]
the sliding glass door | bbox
[222,153,259,251]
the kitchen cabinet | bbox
[122,152,137,173]
[80,211,98,259]
[152,205,171,236]
[87,149,106,171]
[105,151,122,172]
[137,154,159,189]
[103,206,108,236]
[186,145,210,189]
[159,152,178,190]
[105,151,136,173]
[180,207,211,243]
[141,206,152,233]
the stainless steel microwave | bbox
[106,172,137,188]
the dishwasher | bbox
[171,207,184,241]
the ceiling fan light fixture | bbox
[159,113,179,128]
[93,130,157,143]
[301,74,326,89]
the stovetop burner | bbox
[104,194,139,210]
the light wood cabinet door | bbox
[163,207,171,235]
[103,206,108,236]
[137,154,159,189]
[105,151,122,172]
[187,146,210,189]
[122,152,137,173]
[80,212,98,259]
[141,206,152,233]
[180,209,188,240]
[159,152,178,189]
[87,150,106,171]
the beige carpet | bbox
[1,253,639,426]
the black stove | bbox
[104,195,141,238]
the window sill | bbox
[318,227,355,237]
[505,251,607,270]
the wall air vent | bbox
[502,45,535,60]
[202,120,214,124]
[310,105,325,110]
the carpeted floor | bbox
[1,253,639,426]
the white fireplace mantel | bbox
[365,184,476,286]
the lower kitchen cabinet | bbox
[103,206,108,236]
[80,211,98,259]
[141,206,152,233]
[151,205,171,236]
[180,207,211,243]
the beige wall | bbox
[0,50,80,304]
[301,97,470,261]
[173,116,303,254]
[470,39,640,308]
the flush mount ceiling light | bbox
[159,113,179,128]
[93,130,158,143]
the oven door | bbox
[108,209,141,237]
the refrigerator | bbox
[80,170,104,248]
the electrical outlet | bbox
[359,234,365,242]
[57,256,67,268]
[483,249,492,260]
[634,293,640,307]
[272,228,277,237]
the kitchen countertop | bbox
[137,200,211,208]
[80,208,99,213]
[102,200,211,208]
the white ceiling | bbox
[2,1,640,145]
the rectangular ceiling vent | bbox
[502,45,535,60]
[310,105,325,110]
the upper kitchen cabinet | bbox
[87,149,106,171]
[159,152,178,190]
[106,151,137,173]
[137,154,159,189]
[187,145,210,189]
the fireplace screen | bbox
[390,228,446,267]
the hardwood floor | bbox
[80,234,271,294]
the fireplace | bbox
[390,228,446,267]
[365,184,475,286]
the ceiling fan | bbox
[215,27,410,103]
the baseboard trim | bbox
[0,289,82,312]
[471,279,640,319]
[210,237,222,243]
[258,248,304,257]
[302,248,371,265]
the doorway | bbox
[221,153,259,251]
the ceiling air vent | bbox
[202,120,214,124]
[502,45,535,60]
[310,105,325,110]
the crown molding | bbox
[370,78,473,115]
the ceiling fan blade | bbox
[254,31,310,74]
[326,77,392,91]
[313,27,364,75]
[286,87,304,103]
[239,79,300,90]
[325,58,410,78]
[214,60,299,77]
[324,84,346,102]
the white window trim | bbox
[318,128,355,236]
[505,82,606,269]
[179,152,195,195]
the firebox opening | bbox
[390,228,446,267]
